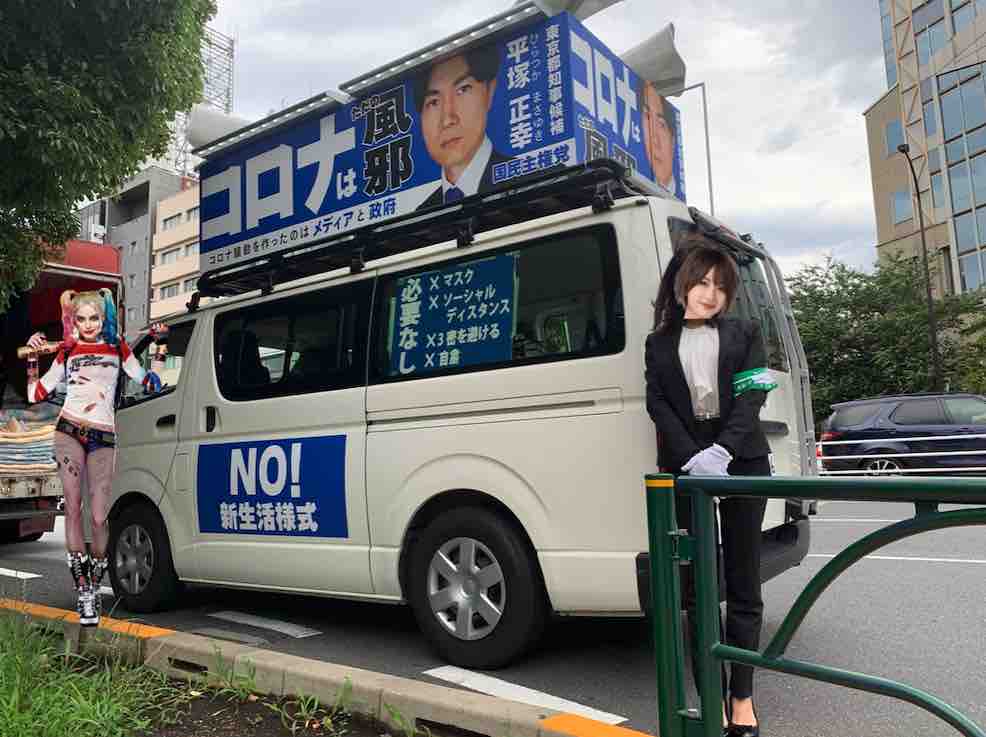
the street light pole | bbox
[897,143,944,391]
[680,81,714,217]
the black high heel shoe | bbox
[726,701,759,737]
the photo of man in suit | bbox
[412,45,512,209]
[639,78,678,194]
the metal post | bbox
[681,81,715,217]
[645,474,687,737]
[690,484,724,737]
[897,143,943,391]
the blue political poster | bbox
[390,253,517,376]
[196,435,348,538]
[566,16,686,201]
[198,12,684,275]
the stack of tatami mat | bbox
[0,417,57,474]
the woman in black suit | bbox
[644,242,775,737]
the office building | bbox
[76,167,190,339]
[864,0,986,294]
[150,183,206,320]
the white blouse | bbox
[678,322,720,417]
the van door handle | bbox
[156,414,176,429]
[205,406,217,432]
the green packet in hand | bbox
[733,367,777,397]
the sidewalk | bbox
[0,598,655,737]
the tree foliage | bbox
[788,254,985,422]
[0,0,217,311]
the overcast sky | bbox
[211,0,886,276]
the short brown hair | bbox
[672,245,739,316]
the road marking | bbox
[812,518,902,523]
[424,665,627,725]
[0,567,41,580]
[809,554,986,564]
[207,610,321,638]
[98,586,114,597]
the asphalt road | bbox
[2,500,985,736]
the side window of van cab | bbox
[370,225,624,381]
[122,321,195,404]
[730,253,789,372]
[213,284,369,401]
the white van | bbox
[108,163,815,668]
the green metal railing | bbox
[645,473,986,737]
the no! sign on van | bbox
[196,435,348,538]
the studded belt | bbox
[56,418,116,448]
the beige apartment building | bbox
[865,0,986,294]
[150,182,205,320]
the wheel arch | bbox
[108,490,189,578]
[109,490,160,522]
[397,489,552,610]
[857,445,909,468]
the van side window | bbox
[730,254,789,373]
[371,225,623,381]
[122,321,195,403]
[213,284,369,401]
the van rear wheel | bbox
[407,506,547,669]
[108,503,182,612]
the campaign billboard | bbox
[198,12,685,275]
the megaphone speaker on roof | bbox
[620,23,687,98]
[187,103,253,150]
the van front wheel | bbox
[108,503,182,613]
[407,506,547,669]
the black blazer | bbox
[416,149,514,210]
[644,317,771,472]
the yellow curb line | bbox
[0,598,175,639]
[646,478,674,488]
[540,714,654,737]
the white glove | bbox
[682,443,733,476]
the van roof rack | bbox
[196,159,660,298]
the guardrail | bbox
[818,432,986,475]
[645,473,986,737]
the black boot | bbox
[89,556,108,620]
[67,552,98,627]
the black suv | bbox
[819,393,986,475]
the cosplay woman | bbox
[25,289,165,626]
[644,243,777,737]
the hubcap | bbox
[865,458,902,476]
[115,523,155,595]
[427,537,505,641]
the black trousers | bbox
[674,420,769,701]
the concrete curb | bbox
[0,599,655,737]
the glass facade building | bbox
[940,65,986,290]
[867,0,986,294]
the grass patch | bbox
[0,612,191,737]
[0,610,429,737]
